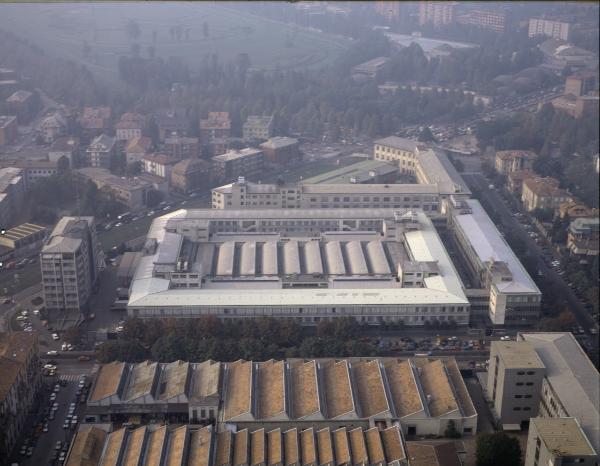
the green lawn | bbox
[0,3,349,84]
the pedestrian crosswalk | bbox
[58,374,81,382]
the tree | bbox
[57,155,70,172]
[476,432,522,466]
[97,340,148,363]
[418,126,436,142]
[64,326,82,345]
[146,189,163,207]
[444,420,462,438]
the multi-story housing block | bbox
[419,1,455,26]
[141,154,178,180]
[170,158,213,194]
[199,112,231,144]
[86,134,116,169]
[6,90,38,124]
[567,217,599,257]
[0,167,25,228]
[115,112,147,143]
[528,18,570,41]
[0,115,18,146]
[373,136,421,175]
[456,9,506,33]
[259,136,301,166]
[40,216,101,313]
[48,137,79,168]
[495,150,538,175]
[164,133,199,160]
[521,176,571,212]
[242,115,274,140]
[0,332,41,460]
[211,148,264,182]
[487,341,546,429]
[565,72,598,97]
[37,112,67,144]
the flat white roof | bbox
[454,200,539,295]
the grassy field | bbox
[0,3,349,83]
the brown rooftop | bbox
[188,427,213,466]
[145,426,167,466]
[322,360,354,418]
[348,428,368,465]
[364,428,385,464]
[257,360,286,419]
[381,426,406,462]
[233,429,249,466]
[122,426,147,466]
[523,176,569,198]
[290,360,320,419]
[299,428,316,466]
[316,428,334,466]
[189,360,221,400]
[283,429,299,466]
[215,431,232,466]
[417,360,458,417]
[100,428,127,466]
[123,361,158,401]
[65,426,107,466]
[142,153,179,165]
[496,150,537,161]
[405,441,462,466]
[223,360,252,421]
[384,360,423,417]
[90,361,125,402]
[126,136,152,153]
[156,360,189,401]
[250,429,266,466]
[444,359,477,417]
[332,428,350,465]
[352,360,389,418]
[166,425,187,466]
[267,429,283,466]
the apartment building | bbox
[521,176,571,212]
[79,106,112,140]
[6,89,38,124]
[86,134,116,169]
[0,332,41,460]
[456,9,506,33]
[507,170,535,196]
[0,115,18,146]
[373,136,420,174]
[37,112,67,144]
[567,217,599,257]
[199,112,231,144]
[170,158,213,194]
[242,115,274,140]
[155,109,189,142]
[259,136,301,166]
[528,18,570,41]
[559,200,599,220]
[41,216,101,313]
[13,159,58,186]
[141,154,178,180]
[164,133,199,159]
[0,167,25,228]
[125,136,152,164]
[115,112,147,142]
[212,179,442,213]
[48,137,79,168]
[211,147,264,182]
[565,72,598,97]
[419,1,455,26]
[487,341,546,429]
[524,418,597,466]
[495,150,538,175]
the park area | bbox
[0,3,350,83]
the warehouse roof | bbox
[322,360,355,419]
[122,426,147,466]
[123,361,158,401]
[156,360,189,401]
[416,148,471,195]
[384,360,423,417]
[90,362,125,402]
[352,360,390,418]
[531,417,597,457]
[290,360,321,419]
[65,426,107,466]
[301,159,398,185]
[374,136,419,152]
[260,136,298,150]
[257,360,286,419]
[223,360,253,421]
[187,427,213,466]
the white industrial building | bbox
[127,208,470,325]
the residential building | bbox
[405,441,465,466]
[456,9,506,33]
[37,112,67,144]
[567,217,599,257]
[78,106,112,139]
[378,81,401,95]
[86,134,116,169]
[212,179,443,213]
[550,93,599,118]
[0,167,25,227]
[115,112,147,142]
[125,136,152,164]
[449,199,541,326]
[524,418,597,466]
[0,332,41,461]
[6,89,38,124]
[155,109,188,142]
[507,170,535,196]
[539,39,596,72]
[199,112,231,144]
[565,71,598,97]
[0,115,18,146]
[373,136,420,174]
[211,147,264,182]
[170,158,213,194]
[0,223,46,258]
[41,216,101,313]
[559,200,599,220]
[487,341,546,429]
[302,159,398,185]
[242,115,274,140]
[518,332,600,454]
[74,168,154,211]
[375,1,400,21]
[528,18,570,41]
[48,137,79,168]
[127,208,470,326]
[259,136,301,166]
[419,1,455,26]
[351,57,390,81]
[86,357,476,438]
[141,153,178,180]
[164,133,199,159]
[12,159,58,186]
[495,150,538,175]
[521,176,571,212]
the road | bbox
[463,173,598,360]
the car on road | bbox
[52,333,60,340]
[43,423,49,432]
[78,355,91,362]
[47,350,58,356]
[63,421,70,429]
